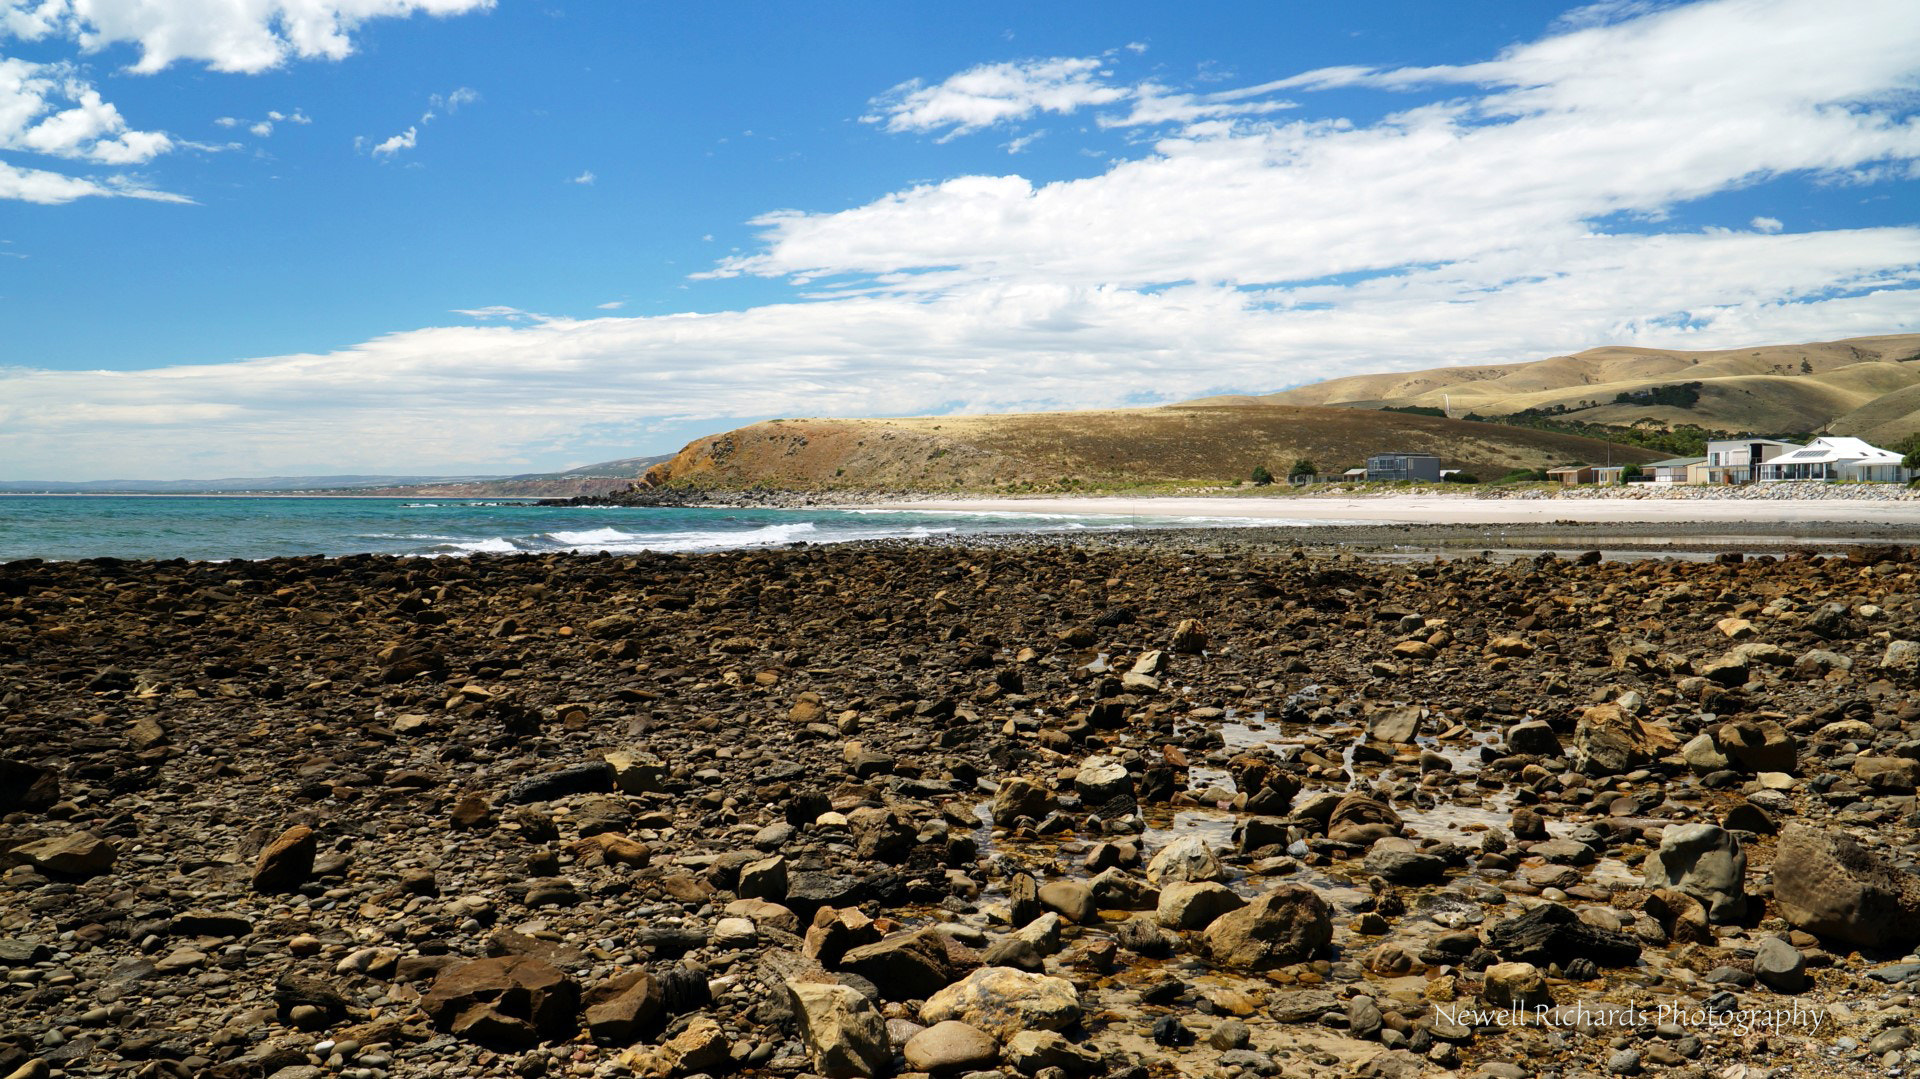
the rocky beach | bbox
[6,532,1920,1079]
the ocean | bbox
[0,495,1278,563]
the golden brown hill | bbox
[1225,334,1920,437]
[642,405,1662,491]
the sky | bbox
[2,0,1918,479]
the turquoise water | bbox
[0,495,1281,562]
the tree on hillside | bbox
[1289,458,1317,479]
[1894,433,1920,470]
[1250,465,1274,486]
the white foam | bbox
[546,527,637,545]
[448,537,517,554]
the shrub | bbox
[1250,465,1275,486]
[1444,471,1480,484]
[1288,458,1317,479]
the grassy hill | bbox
[1224,334,1920,439]
[640,405,1662,492]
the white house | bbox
[1703,438,1800,484]
[1757,436,1912,483]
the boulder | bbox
[1202,884,1332,970]
[251,825,316,894]
[1155,881,1245,931]
[1853,756,1920,792]
[1327,793,1403,845]
[1481,962,1552,1010]
[1505,721,1561,757]
[1880,639,1920,674]
[1715,720,1796,773]
[0,759,60,812]
[841,929,958,1001]
[903,1020,999,1074]
[1037,880,1094,924]
[421,956,579,1048]
[605,751,666,794]
[1170,619,1208,654]
[991,777,1052,826]
[1367,706,1422,744]
[1073,757,1132,803]
[1771,823,1920,951]
[504,761,614,805]
[1145,835,1224,885]
[1571,704,1677,775]
[1485,903,1640,967]
[13,832,115,878]
[583,970,663,1044]
[1642,824,1746,923]
[1363,838,1447,884]
[1680,733,1729,775]
[788,980,890,1078]
[1752,937,1808,993]
[921,967,1082,1040]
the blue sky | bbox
[2,0,1918,478]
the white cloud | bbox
[267,108,310,124]
[596,301,624,310]
[569,169,594,185]
[1,0,494,75]
[426,86,478,115]
[214,115,238,127]
[0,57,173,164]
[865,55,1129,139]
[370,125,415,157]
[249,119,271,136]
[1752,216,1784,233]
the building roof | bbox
[1646,456,1707,468]
[1544,465,1590,474]
[1704,437,1800,449]
[1767,436,1903,466]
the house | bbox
[1365,453,1441,482]
[1644,456,1706,484]
[1757,436,1912,483]
[1703,438,1800,484]
[1592,465,1628,485]
[1341,467,1368,481]
[1546,465,1597,485]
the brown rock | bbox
[1202,884,1333,970]
[251,825,317,894]
[421,955,579,1048]
[583,970,663,1044]
[14,832,116,878]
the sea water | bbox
[0,495,1291,562]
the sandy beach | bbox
[875,494,1920,527]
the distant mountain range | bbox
[0,455,673,496]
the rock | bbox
[504,761,615,804]
[251,825,316,894]
[0,759,60,812]
[1752,937,1807,993]
[1037,880,1094,924]
[584,970,663,1044]
[1486,636,1533,657]
[1771,823,1920,951]
[1115,914,1179,957]
[1880,639,1920,674]
[1363,837,1447,884]
[1202,884,1332,970]
[1171,619,1208,654]
[1853,756,1920,792]
[13,832,115,877]
[1571,703,1676,775]
[1481,962,1552,1010]
[788,980,890,1079]
[1485,903,1640,967]
[605,750,667,794]
[1505,721,1561,757]
[1723,801,1776,835]
[1681,733,1729,775]
[1327,793,1403,845]
[738,854,789,900]
[1367,706,1422,744]
[903,1020,999,1074]
[991,777,1052,825]
[1003,1030,1099,1075]
[921,966,1082,1040]
[420,955,579,1048]
[1697,654,1750,686]
[1793,649,1851,679]
[619,1016,730,1078]
[841,929,958,1000]
[1716,719,1796,773]
[1073,756,1131,802]
[1145,834,1224,885]
[1643,888,1711,945]
[1156,881,1245,930]
[1642,824,1746,923]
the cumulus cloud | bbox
[364,87,478,159]
[569,169,594,185]
[0,57,172,163]
[865,55,1129,139]
[1,0,494,75]
[0,157,188,203]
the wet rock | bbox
[1642,823,1746,923]
[1485,903,1640,967]
[1327,793,1403,845]
[1571,703,1676,775]
[1482,962,1551,1009]
[420,955,580,1048]
[1505,721,1560,757]
[788,980,890,1079]
[504,761,614,804]
[1037,880,1094,924]
[1772,823,1920,951]
[1156,881,1244,930]
[1203,883,1332,970]
[1145,834,1224,885]
[903,1020,999,1074]
[921,967,1082,1040]
[13,832,115,878]
[1074,756,1131,802]
[1367,705,1423,744]
[1363,838,1447,884]
[991,777,1053,825]
[251,825,316,894]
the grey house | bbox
[1365,453,1442,482]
